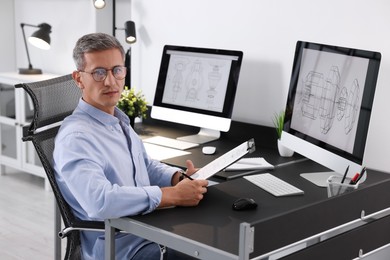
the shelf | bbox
[0,71,60,190]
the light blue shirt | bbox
[53,99,181,259]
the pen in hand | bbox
[180,171,194,180]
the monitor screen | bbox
[281,41,381,186]
[151,45,243,144]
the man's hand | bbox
[162,160,208,208]
[160,179,208,208]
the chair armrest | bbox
[59,220,105,238]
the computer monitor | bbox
[151,45,243,144]
[280,41,381,186]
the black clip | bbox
[247,138,256,153]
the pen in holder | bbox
[327,175,359,197]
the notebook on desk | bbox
[214,157,274,180]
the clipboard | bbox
[192,138,256,180]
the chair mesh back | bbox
[16,74,81,224]
[16,74,83,259]
[19,74,81,133]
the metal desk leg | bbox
[105,219,115,260]
[55,201,62,260]
[238,222,254,260]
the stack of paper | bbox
[224,157,274,171]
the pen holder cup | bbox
[327,175,359,198]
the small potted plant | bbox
[272,110,294,157]
[117,86,148,127]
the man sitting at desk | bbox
[53,32,208,260]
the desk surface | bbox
[125,161,390,258]
[123,120,390,258]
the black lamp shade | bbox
[28,23,51,50]
[124,21,136,44]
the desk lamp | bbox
[19,23,52,75]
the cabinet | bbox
[0,72,59,190]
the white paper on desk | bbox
[192,139,255,180]
[143,143,191,161]
[224,157,274,171]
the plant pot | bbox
[129,116,135,128]
[277,139,294,157]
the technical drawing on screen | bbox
[152,45,243,144]
[281,41,381,186]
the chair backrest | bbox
[16,74,83,259]
[20,74,81,134]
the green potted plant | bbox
[272,110,285,140]
[117,86,148,127]
[272,110,294,157]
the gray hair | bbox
[73,32,125,70]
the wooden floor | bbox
[0,169,65,259]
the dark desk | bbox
[106,120,390,259]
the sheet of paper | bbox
[144,143,191,161]
[224,157,274,171]
[193,139,255,180]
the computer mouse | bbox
[202,146,216,155]
[232,198,258,211]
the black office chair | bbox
[16,74,104,260]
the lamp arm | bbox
[20,23,34,69]
[113,0,116,36]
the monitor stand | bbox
[300,172,339,188]
[177,128,220,144]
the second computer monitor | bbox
[151,45,243,144]
[281,41,381,185]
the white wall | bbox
[0,0,15,71]
[6,0,390,173]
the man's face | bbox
[73,48,125,115]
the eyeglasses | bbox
[79,66,127,82]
